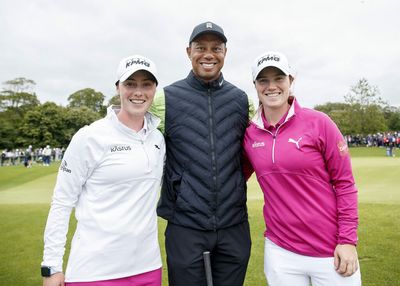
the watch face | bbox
[41,266,51,277]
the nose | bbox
[203,48,214,59]
[266,81,277,90]
[133,88,143,97]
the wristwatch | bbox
[41,266,59,277]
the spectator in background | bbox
[42,145,52,166]
[25,145,33,168]
[1,150,6,166]
[6,150,15,166]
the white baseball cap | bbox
[116,55,158,85]
[252,51,291,81]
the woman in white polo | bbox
[41,55,165,286]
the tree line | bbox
[0,77,120,149]
[314,78,400,135]
[1,77,399,150]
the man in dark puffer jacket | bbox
[152,21,253,286]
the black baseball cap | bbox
[189,21,227,44]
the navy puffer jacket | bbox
[157,71,250,230]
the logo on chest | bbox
[252,141,265,148]
[288,137,302,149]
[110,145,132,152]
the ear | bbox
[289,75,294,84]
[186,46,191,59]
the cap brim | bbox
[190,31,227,44]
[117,68,158,85]
[253,65,290,81]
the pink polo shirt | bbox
[242,98,358,257]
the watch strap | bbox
[41,266,60,277]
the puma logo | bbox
[288,137,302,149]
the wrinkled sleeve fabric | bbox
[242,136,255,181]
[41,127,96,272]
[319,115,358,245]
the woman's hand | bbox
[43,272,65,286]
[334,244,358,277]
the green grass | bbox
[352,157,400,204]
[0,147,399,285]
[349,146,397,158]
[0,163,59,192]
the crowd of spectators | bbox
[345,131,399,157]
[1,145,65,167]
[345,132,399,147]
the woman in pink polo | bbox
[242,51,361,286]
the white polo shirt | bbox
[42,106,165,282]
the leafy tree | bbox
[0,78,40,148]
[343,78,387,134]
[19,102,66,147]
[67,88,106,114]
[19,103,102,148]
[344,78,386,106]
[314,102,353,134]
[0,77,40,112]
[383,106,400,131]
[0,91,40,110]
[0,110,21,149]
[62,106,101,145]
[2,77,35,94]
[107,94,120,106]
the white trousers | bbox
[264,238,361,286]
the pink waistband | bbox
[65,268,162,286]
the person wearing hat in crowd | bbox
[152,21,252,286]
[41,55,165,286]
[43,145,52,166]
[242,51,361,286]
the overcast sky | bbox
[1,0,399,108]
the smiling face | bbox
[116,70,157,120]
[255,66,293,112]
[186,33,227,82]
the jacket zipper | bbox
[271,124,284,164]
[207,89,218,231]
[255,122,285,164]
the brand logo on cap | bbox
[126,58,150,69]
[258,55,280,67]
[206,22,213,29]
